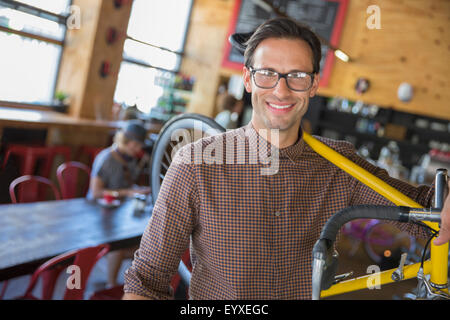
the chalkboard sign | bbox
[222,0,348,87]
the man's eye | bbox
[258,70,276,77]
[289,72,307,79]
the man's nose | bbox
[272,77,291,98]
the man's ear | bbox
[309,73,320,98]
[242,66,252,93]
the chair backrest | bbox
[21,244,110,300]
[76,146,103,168]
[2,144,71,178]
[9,175,61,203]
[57,161,91,199]
[170,248,192,298]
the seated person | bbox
[87,120,151,287]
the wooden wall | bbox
[56,0,132,120]
[181,0,450,120]
[181,0,236,117]
[318,0,450,121]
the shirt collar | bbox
[243,122,306,160]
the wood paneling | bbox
[56,0,102,119]
[180,0,236,117]
[56,0,132,120]
[318,0,450,120]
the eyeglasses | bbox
[248,67,315,92]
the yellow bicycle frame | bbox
[302,132,449,297]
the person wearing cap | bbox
[87,120,150,200]
[87,120,151,287]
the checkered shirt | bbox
[124,123,433,299]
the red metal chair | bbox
[89,249,192,300]
[2,144,71,178]
[76,146,103,168]
[170,248,192,298]
[0,281,7,300]
[9,175,61,203]
[16,244,110,300]
[57,161,91,199]
[89,284,124,300]
[1,175,62,298]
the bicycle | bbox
[150,113,449,300]
[308,133,449,300]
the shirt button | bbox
[274,211,281,217]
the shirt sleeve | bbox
[345,145,435,239]
[123,144,199,299]
[91,150,110,186]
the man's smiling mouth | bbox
[266,102,295,112]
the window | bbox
[0,0,71,105]
[114,0,193,115]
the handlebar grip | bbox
[319,205,409,244]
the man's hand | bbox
[434,181,450,246]
[132,186,151,195]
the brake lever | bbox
[391,252,408,282]
[333,271,354,284]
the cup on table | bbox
[103,191,119,204]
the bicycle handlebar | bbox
[312,205,442,299]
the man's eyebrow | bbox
[255,67,277,72]
[257,67,313,73]
[288,69,313,73]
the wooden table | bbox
[0,198,153,281]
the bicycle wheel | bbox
[363,221,416,264]
[150,113,226,205]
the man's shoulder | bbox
[307,135,356,156]
[92,147,122,171]
[94,147,115,163]
[171,127,245,164]
[182,127,245,148]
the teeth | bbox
[268,103,293,109]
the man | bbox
[123,18,450,299]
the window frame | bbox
[118,0,193,77]
[0,0,71,110]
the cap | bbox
[122,120,147,144]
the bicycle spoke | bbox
[163,150,171,164]
[151,114,225,206]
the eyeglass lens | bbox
[253,70,312,91]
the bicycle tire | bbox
[363,221,416,264]
[150,113,226,205]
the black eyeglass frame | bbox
[248,66,316,92]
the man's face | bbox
[243,37,320,135]
[124,140,143,158]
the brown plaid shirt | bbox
[124,123,433,299]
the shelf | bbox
[317,121,430,153]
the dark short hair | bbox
[244,17,322,74]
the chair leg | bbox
[0,281,8,299]
[41,266,65,300]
